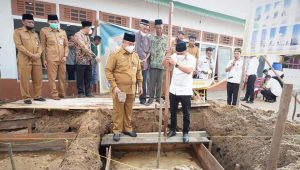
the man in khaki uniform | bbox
[40,14,69,100]
[187,35,199,59]
[13,14,46,104]
[105,33,143,142]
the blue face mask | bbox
[49,23,59,29]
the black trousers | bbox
[76,65,92,95]
[66,64,76,80]
[169,93,191,133]
[244,75,257,102]
[149,68,163,100]
[261,89,277,101]
[227,82,240,105]
[139,70,149,103]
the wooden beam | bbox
[112,143,190,152]
[105,146,111,170]
[192,144,224,170]
[266,84,293,170]
[101,131,209,146]
[0,132,77,152]
[0,118,36,130]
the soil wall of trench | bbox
[1,101,300,170]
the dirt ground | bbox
[1,100,300,170]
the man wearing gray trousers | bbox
[146,19,167,105]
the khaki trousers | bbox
[18,64,42,100]
[112,94,135,133]
[47,61,66,97]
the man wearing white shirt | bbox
[263,68,284,87]
[241,56,259,103]
[225,48,244,105]
[162,42,196,143]
[261,75,282,102]
[196,47,214,79]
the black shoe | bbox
[167,130,176,138]
[33,97,46,102]
[246,101,253,104]
[78,94,85,98]
[86,94,94,97]
[155,99,161,103]
[145,99,154,106]
[140,100,146,105]
[123,131,137,137]
[183,133,189,143]
[241,98,248,101]
[24,99,32,104]
[113,133,120,142]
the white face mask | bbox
[125,45,135,53]
[176,54,185,61]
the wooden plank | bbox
[267,84,293,170]
[101,131,209,146]
[0,132,77,152]
[0,118,36,130]
[192,143,224,170]
[112,143,190,152]
[0,98,210,110]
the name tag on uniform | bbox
[36,41,39,46]
[59,38,64,45]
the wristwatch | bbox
[175,63,179,68]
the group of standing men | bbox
[105,18,214,143]
[14,13,101,104]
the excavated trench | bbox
[0,101,300,170]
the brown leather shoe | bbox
[52,96,61,100]
[59,95,65,98]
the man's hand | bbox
[138,87,143,96]
[113,87,121,96]
[31,53,40,61]
[43,61,47,68]
[68,41,75,47]
[61,57,67,63]
[96,56,101,63]
[166,56,176,65]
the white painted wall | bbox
[0,0,17,79]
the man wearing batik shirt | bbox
[74,21,96,97]
[135,19,151,105]
[146,19,167,105]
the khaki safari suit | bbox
[105,48,143,133]
[187,45,199,59]
[40,27,68,98]
[13,26,43,100]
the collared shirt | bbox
[74,30,95,65]
[266,78,282,96]
[196,55,214,79]
[105,48,143,94]
[13,26,43,66]
[66,46,76,65]
[150,34,167,69]
[169,53,196,96]
[246,57,259,76]
[135,31,151,70]
[226,58,244,84]
[187,45,199,59]
[40,27,69,62]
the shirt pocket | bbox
[20,34,31,44]
[47,33,57,45]
[117,58,128,71]
[58,34,66,46]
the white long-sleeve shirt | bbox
[246,57,259,76]
[226,58,244,84]
[196,56,214,79]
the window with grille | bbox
[183,27,200,41]
[163,25,181,37]
[12,0,56,19]
[60,5,96,23]
[202,32,218,43]
[100,12,129,27]
[283,55,300,69]
[131,18,155,32]
[219,35,233,46]
[234,38,243,47]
